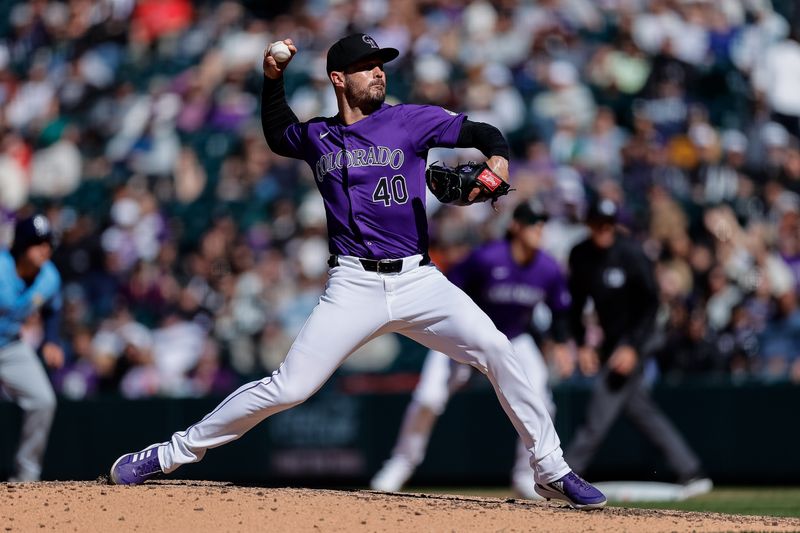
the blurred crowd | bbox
[2,0,800,399]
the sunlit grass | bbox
[609,487,800,518]
[404,487,800,518]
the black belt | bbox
[327,253,430,273]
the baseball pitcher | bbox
[110,33,606,510]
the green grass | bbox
[411,487,800,518]
[607,487,800,518]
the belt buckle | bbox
[376,259,396,273]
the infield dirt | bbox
[2,480,799,532]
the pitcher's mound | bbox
[2,480,798,532]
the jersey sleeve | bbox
[400,105,466,154]
[0,259,61,321]
[39,262,62,310]
[0,258,17,314]
[279,122,309,160]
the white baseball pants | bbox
[159,255,570,483]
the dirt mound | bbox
[1,481,798,532]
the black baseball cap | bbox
[512,200,549,226]
[11,214,54,258]
[586,198,619,224]
[326,33,399,73]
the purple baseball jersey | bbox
[280,103,465,259]
[446,240,571,339]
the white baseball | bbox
[270,41,291,63]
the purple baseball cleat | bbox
[110,445,163,485]
[534,471,607,510]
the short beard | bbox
[344,78,385,113]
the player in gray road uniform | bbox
[110,33,605,510]
[1,215,63,481]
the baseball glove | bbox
[426,161,512,206]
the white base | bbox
[592,480,713,502]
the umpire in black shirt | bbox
[564,198,711,493]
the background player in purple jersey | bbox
[371,201,575,498]
[109,33,605,509]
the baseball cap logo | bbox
[362,35,379,48]
[33,215,50,236]
[599,199,616,217]
[327,33,399,73]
